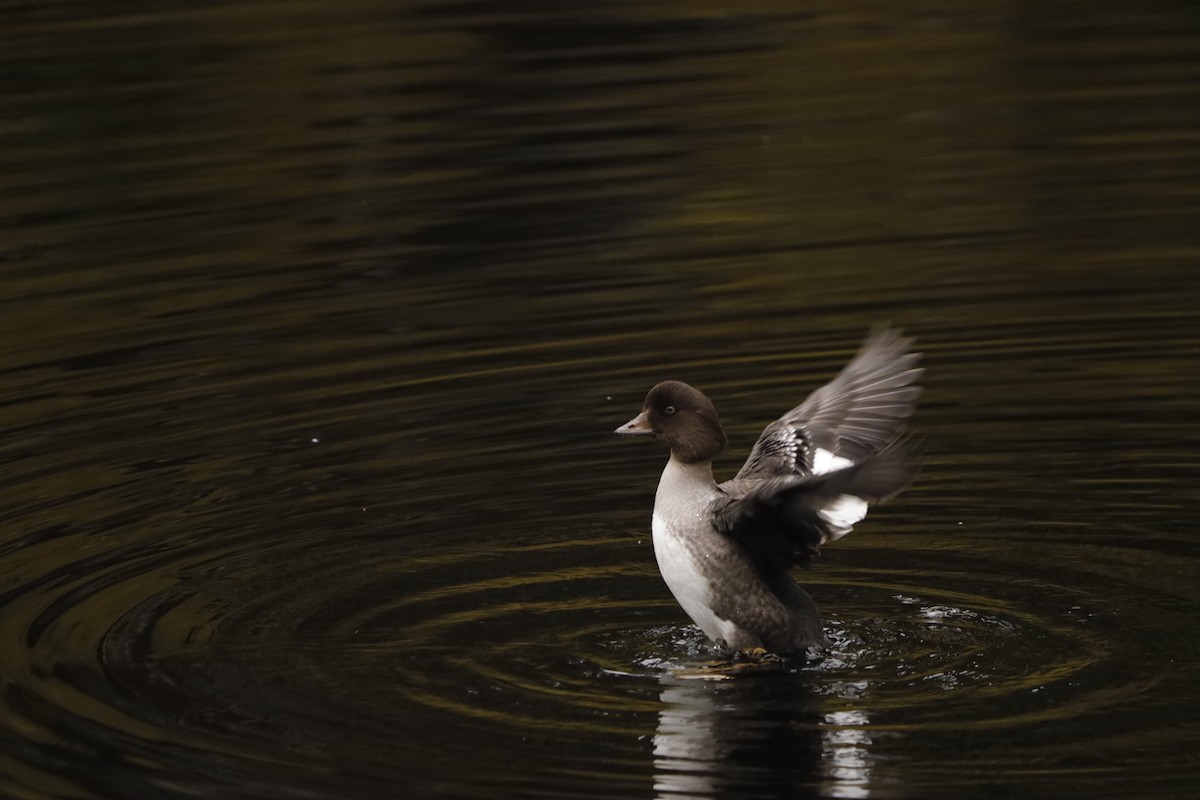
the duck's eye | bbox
[664,405,677,415]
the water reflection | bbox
[654,674,825,800]
[820,709,872,800]
[652,672,889,799]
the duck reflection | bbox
[653,672,875,799]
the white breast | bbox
[652,511,737,645]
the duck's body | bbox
[616,328,922,655]
[651,455,829,652]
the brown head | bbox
[614,380,728,463]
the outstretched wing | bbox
[735,327,922,481]
[715,444,917,573]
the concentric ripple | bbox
[2,438,1200,800]
[1,337,1196,799]
[29,508,1187,795]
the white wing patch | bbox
[812,448,868,542]
[812,447,853,475]
[818,495,869,543]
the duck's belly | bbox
[651,512,753,649]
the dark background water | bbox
[2,1,1198,798]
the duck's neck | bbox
[654,453,720,511]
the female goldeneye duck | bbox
[615,327,922,656]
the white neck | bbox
[654,454,719,513]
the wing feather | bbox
[735,327,923,481]
[714,443,917,573]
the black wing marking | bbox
[736,327,922,481]
[715,444,917,573]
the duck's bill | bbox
[614,410,653,436]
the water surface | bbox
[1,1,1198,798]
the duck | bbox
[615,327,922,656]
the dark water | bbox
[2,1,1199,798]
